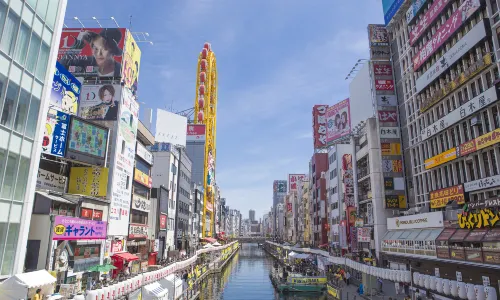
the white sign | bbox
[376,94,397,107]
[357,227,371,242]
[456,271,462,282]
[36,169,67,193]
[136,142,153,165]
[482,276,490,287]
[435,268,440,278]
[387,211,444,230]
[129,224,148,238]
[416,20,487,93]
[421,86,498,141]
[380,127,400,139]
[464,174,500,192]
[108,87,139,236]
[132,194,151,213]
[155,109,187,147]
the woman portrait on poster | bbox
[81,85,119,120]
[61,28,123,77]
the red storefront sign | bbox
[375,79,394,91]
[373,64,392,76]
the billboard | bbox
[342,154,355,207]
[382,0,405,25]
[412,0,481,70]
[387,212,444,230]
[375,79,394,91]
[409,0,451,45]
[312,105,328,149]
[156,109,187,147]
[122,30,141,94]
[378,110,397,123]
[424,147,458,170]
[368,24,389,47]
[429,185,465,209]
[326,99,351,144]
[53,216,107,240]
[273,180,287,193]
[66,117,109,165]
[42,108,70,158]
[288,174,306,192]
[380,127,400,139]
[381,143,401,155]
[373,63,392,76]
[108,87,139,236]
[58,28,126,77]
[186,124,206,142]
[68,167,109,197]
[79,84,122,121]
[51,62,81,115]
[416,20,488,93]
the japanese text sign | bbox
[382,159,403,172]
[132,194,151,213]
[326,99,351,143]
[409,0,452,45]
[343,154,355,207]
[68,167,109,197]
[380,127,400,139]
[160,214,167,230]
[378,110,398,123]
[412,0,480,70]
[430,184,465,209]
[129,224,148,239]
[375,79,394,91]
[186,124,206,142]
[377,95,397,106]
[373,64,393,76]
[458,208,500,229]
[288,174,306,192]
[122,30,141,94]
[424,147,458,170]
[468,198,500,210]
[312,105,328,148]
[37,169,67,193]
[42,108,70,158]
[134,168,152,188]
[381,143,401,155]
[464,174,500,192]
[50,62,81,115]
[386,195,406,209]
[53,216,107,240]
[368,24,389,47]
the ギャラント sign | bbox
[53,216,107,240]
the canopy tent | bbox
[212,242,221,246]
[159,275,183,298]
[203,243,214,249]
[0,270,56,300]
[201,237,217,243]
[142,281,168,300]
[294,253,311,259]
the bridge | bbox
[236,236,271,243]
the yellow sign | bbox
[327,284,340,299]
[476,128,500,151]
[54,224,65,235]
[458,208,500,229]
[425,147,458,170]
[289,277,327,285]
[122,30,142,93]
[381,143,401,155]
[68,167,108,197]
[134,168,152,188]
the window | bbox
[1,152,19,199]
[13,156,30,201]
[25,33,41,74]
[13,88,30,133]
[24,94,40,138]
[1,223,20,275]
[491,150,498,175]
[1,81,20,128]
[13,23,30,64]
[35,42,49,80]
[135,159,150,175]
[1,11,20,56]
[493,105,500,129]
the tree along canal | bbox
[198,243,327,300]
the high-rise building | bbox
[175,148,192,251]
[249,209,255,222]
[0,0,67,276]
[310,153,328,247]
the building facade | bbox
[175,148,192,252]
[310,153,328,247]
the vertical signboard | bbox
[51,62,81,115]
[326,98,351,144]
[288,174,306,192]
[312,105,328,149]
[108,87,139,236]
[42,108,70,158]
[122,30,142,94]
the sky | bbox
[65,0,385,220]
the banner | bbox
[79,84,122,120]
[53,216,107,240]
[326,99,351,143]
[51,62,81,115]
[42,108,70,158]
[312,105,328,148]
[409,0,451,45]
[430,185,465,209]
[68,167,109,197]
[122,30,141,94]
[413,0,481,70]
[58,28,126,77]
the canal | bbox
[199,243,328,300]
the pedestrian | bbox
[377,277,383,293]
[33,289,42,300]
[395,281,400,295]
[345,271,351,286]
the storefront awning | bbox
[436,228,456,241]
[464,228,488,242]
[35,191,76,205]
[143,281,168,299]
[382,230,397,240]
[201,237,217,243]
[449,229,470,243]
[414,228,443,241]
[111,252,139,261]
[483,228,500,242]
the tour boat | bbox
[270,270,327,293]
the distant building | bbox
[249,209,255,222]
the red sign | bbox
[413,0,480,70]
[378,110,398,122]
[186,124,206,141]
[375,80,394,91]
[58,28,126,77]
[93,210,103,221]
[409,0,452,45]
[288,174,307,191]
[111,240,123,253]
[312,105,328,149]
[373,64,392,76]
[287,203,292,212]
[159,214,167,230]
[81,208,93,219]
[342,155,355,207]
[459,139,477,156]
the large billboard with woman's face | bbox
[79,84,122,120]
[326,98,351,144]
[58,28,126,78]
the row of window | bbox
[179,186,190,199]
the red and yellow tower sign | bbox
[194,43,218,237]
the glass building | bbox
[0,0,66,276]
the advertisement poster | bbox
[108,87,139,236]
[37,169,67,193]
[132,194,151,213]
[288,174,306,191]
[273,180,287,193]
[42,108,70,158]
[326,98,351,143]
[342,154,355,207]
[429,185,465,209]
[67,167,109,197]
[368,24,389,47]
[67,118,108,158]
[51,62,81,115]
[312,105,328,149]
[160,214,167,230]
[134,168,152,188]
[79,84,122,120]
[58,28,126,77]
[53,216,107,240]
[122,30,141,94]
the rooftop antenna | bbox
[73,16,85,28]
[110,16,120,27]
[91,16,102,28]
[129,15,133,31]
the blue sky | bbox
[65,0,384,220]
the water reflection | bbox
[199,243,326,300]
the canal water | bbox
[199,243,327,300]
